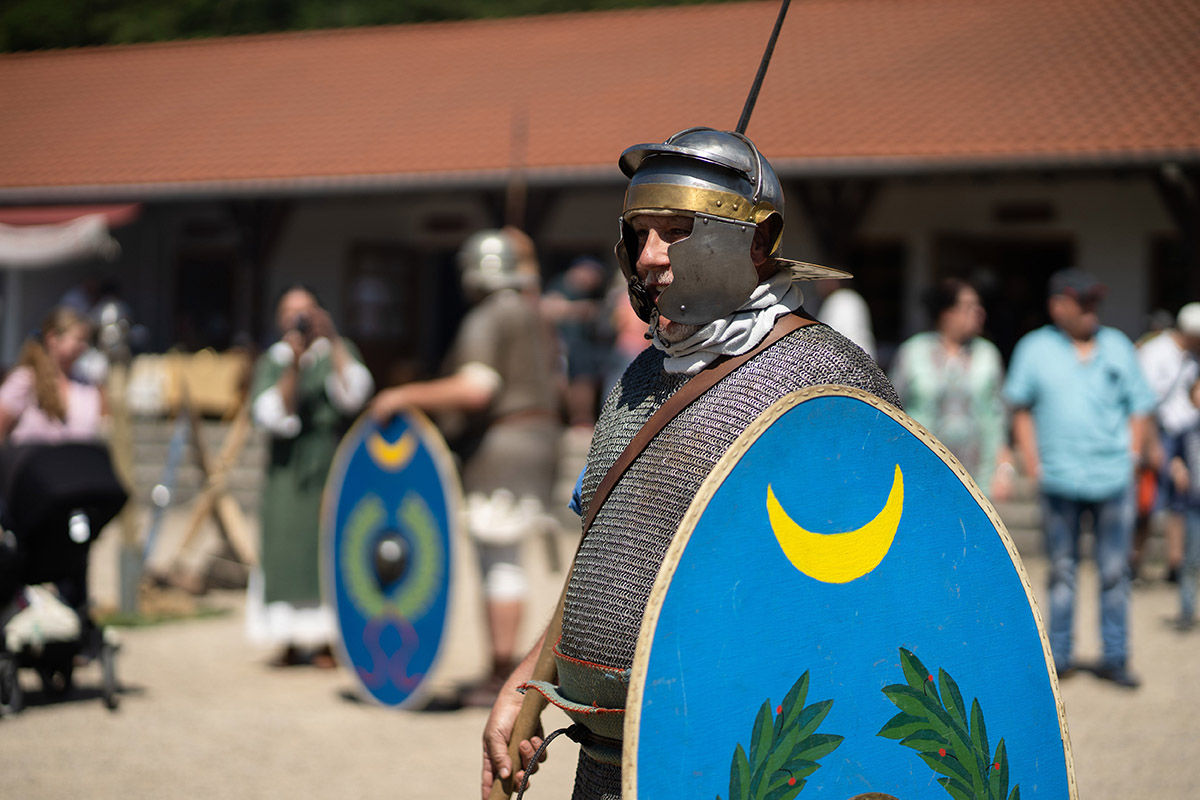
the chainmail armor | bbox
[571,752,623,800]
[559,321,899,799]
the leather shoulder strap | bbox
[580,309,817,537]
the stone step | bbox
[130,465,263,508]
[131,414,266,441]
[127,416,268,515]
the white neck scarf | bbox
[651,271,804,375]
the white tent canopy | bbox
[0,211,125,364]
[0,213,119,269]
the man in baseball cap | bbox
[1005,268,1156,687]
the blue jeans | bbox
[1041,486,1135,669]
[1180,508,1200,622]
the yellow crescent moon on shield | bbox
[766,464,904,584]
[367,429,418,472]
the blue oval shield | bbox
[627,386,1075,799]
[322,410,460,709]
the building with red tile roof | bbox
[1,0,1196,199]
[0,0,1196,374]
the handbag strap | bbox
[580,309,817,537]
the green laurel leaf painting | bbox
[878,647,1020,800]
[717,671,844,800]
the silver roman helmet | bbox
[615,127,848,325]
[458,229,531,297]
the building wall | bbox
[0,172,1178,373]
[861,174,1173,341]
[266,193,484,316]
[267,192,503,380]
[0,205,177,365]
[535,186,626,267]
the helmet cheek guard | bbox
[614,203,783,326]
[658,213,759,325]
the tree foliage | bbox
[0,0,733,52]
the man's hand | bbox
[369,386,409,425]
[481,670,546,799]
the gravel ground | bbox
[2,514,1198,800]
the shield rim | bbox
[621,384,1076,799]
[319,408,464,710]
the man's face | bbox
[1049,292,1101,341]
[630,213,698,342]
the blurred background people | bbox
[541,256,610,429]
[1167,376,1200,630]
[1136,308,1178,348]
[1135,302,1200,582]
[371,229,560,707]
[247,285,373,668]
[58,273,103,320]
[600,273,652,401]
[1004,269,1155,687]
[811,277,876,360]
[58,274,139,387]
[890,277,1013,499]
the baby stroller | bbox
[0,441,129,715]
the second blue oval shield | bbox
[322,410,461,709]
[625,386,1075,799]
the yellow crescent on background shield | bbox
[766,464,904,583]
[366,430,418,472]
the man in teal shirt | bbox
[1004,269,1155,687]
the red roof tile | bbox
[1,0,1197,199]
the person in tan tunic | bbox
[372,229,561,707]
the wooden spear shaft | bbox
[489,580,567,800]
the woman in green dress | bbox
[246,285,374,667]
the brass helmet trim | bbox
[624,185,757,224]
